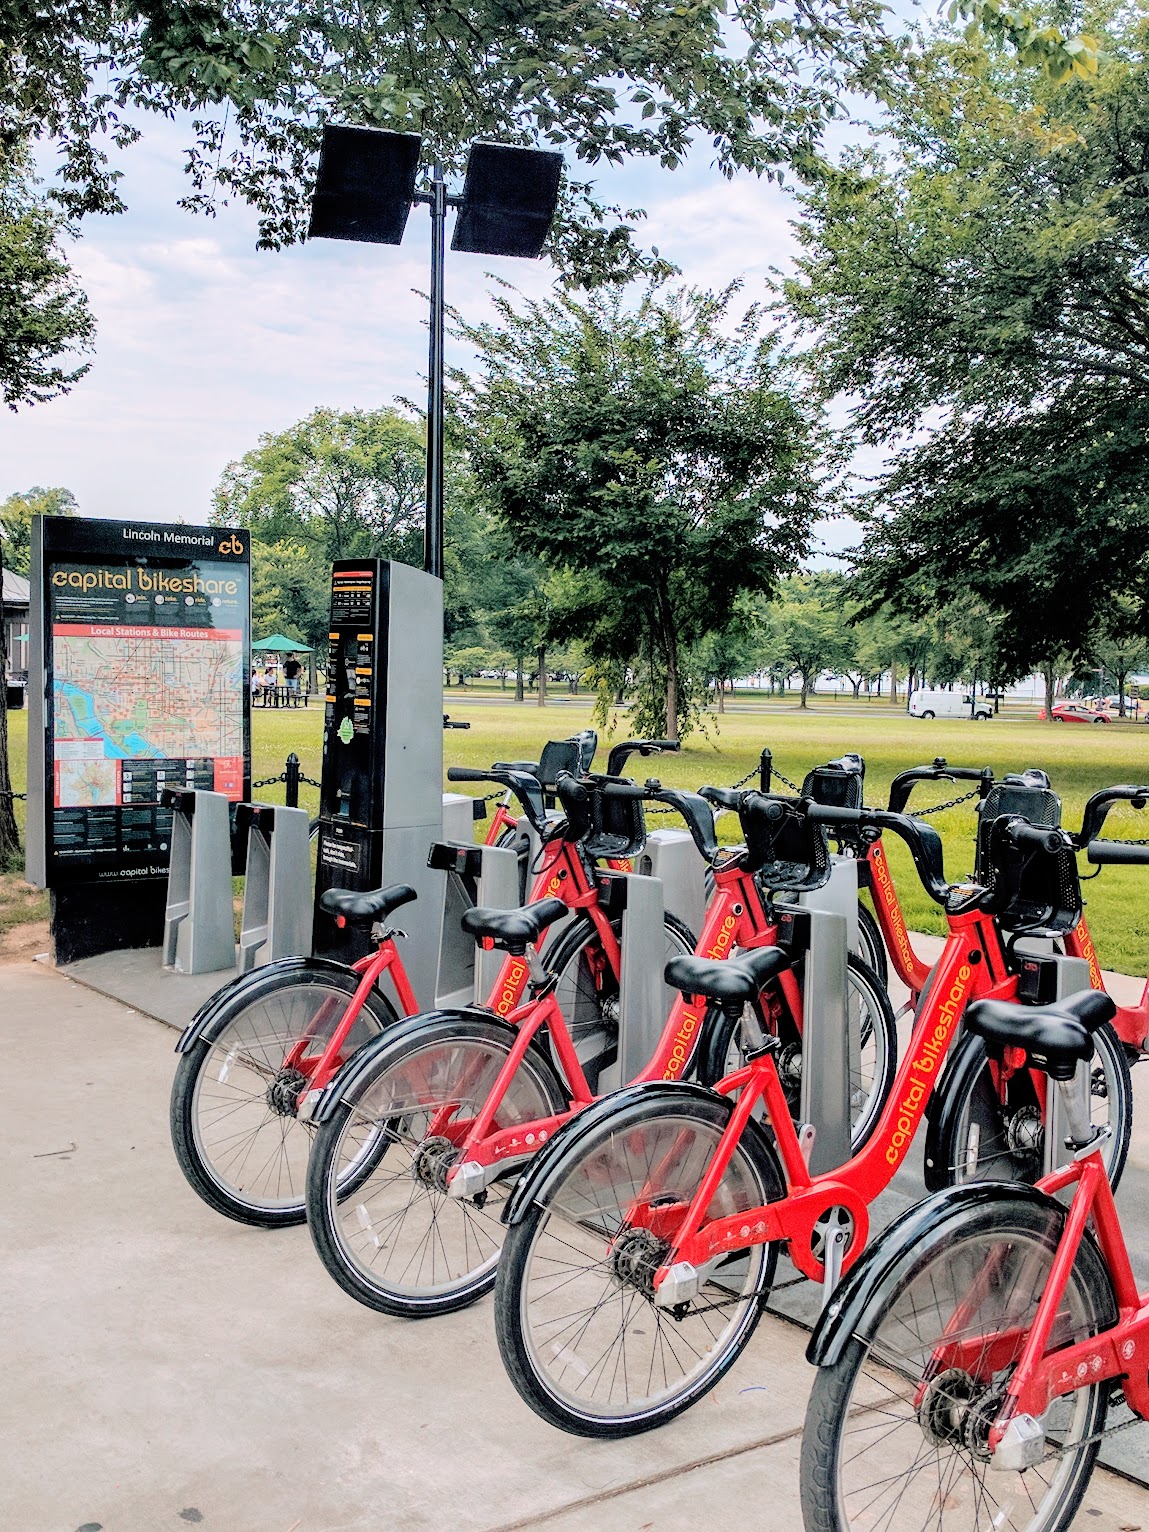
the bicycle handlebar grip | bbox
[1006,821,1064,855]
[647,740,680,753]
[600,780,647,800]
[447,767,489,782]
[807,803,865,825]
[1086,839,1149,865]
[699,785,741,811]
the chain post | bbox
[284,752,301,809]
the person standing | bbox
[283,653,302,707]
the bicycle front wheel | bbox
[170,965,396,1227]
[801,1197,1114,1532]
[306,1015,567,1317]
[495,1091,784,1438]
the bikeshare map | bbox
[50,623,245,867]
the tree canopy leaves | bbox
[450,280,825,736]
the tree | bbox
[213,407,426,566]
[1093,599,1148,717]
[766,573,853,708]
[4,0,894,285]
[0,486,79,576]
[250,538,330,651]
[784,5,1149,693]
[451,282,823,740]
[0,153,94,409]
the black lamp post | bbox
[308,127,563,581]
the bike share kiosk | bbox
[311,559,445,1006]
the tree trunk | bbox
[716,678,725,714]
[514,656,524,703]
[1043,662,1056,722]
[1116,668,1128,717]
[889,661,898,706]
[852,678,862,700]
[799,670,809,709]
[0,535,21,867]
[537,646,547,708]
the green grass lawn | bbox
[6,697,1149,975]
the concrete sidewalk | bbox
[2,959,1147,1532]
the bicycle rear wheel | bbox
[494,1091,784,1438]
[171,965,397,1227]
[801,1197,1114,1532]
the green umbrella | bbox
[252,634,315,652]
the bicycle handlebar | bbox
[887,759,993,815]
[1076,784,1149,846]
[446,765,548,833]
[1086,839,1149,865]
[1003,820,1066,856]
[605,739,680,777]
[807,802,954,905]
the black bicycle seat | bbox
[964,991,1113,1080]
[319,884,418,925]
[460,897,568,953]
[665,945,791,1004]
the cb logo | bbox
[217,534,245,555]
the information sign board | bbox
[27,516,251,888]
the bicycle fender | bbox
[310,1006,506,1123]
[501,1080,721,1227]
[174,956,358,1052]
[921,1032,988,1191]
[807,1182,1059,1369]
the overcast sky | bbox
[1,109,864,556]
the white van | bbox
[909,688,993,721]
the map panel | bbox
[51,624,244,801]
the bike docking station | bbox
[311,558,446,1009]
[159,788,236,974]
[235,801,312,972]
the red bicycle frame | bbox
[863,839,935,997]
[1064,916,1149,1053]
[439,856,796,1193]
[643,906,1020,1295]
[294,835,617,1116]
[923,1146,1149,1451]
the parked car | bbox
[1051,701,1113,724]
[908,688,994,720]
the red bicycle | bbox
[302,779,896,1317]
[169,755,671,1227]
[801,977,1149,1532]
[490,788,1141,1438]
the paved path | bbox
[2,959,1147,1532]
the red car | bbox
[1051,701,1113,724]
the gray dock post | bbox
[237,803,312,972]
[636,828,706,940]
[616,871,668,1089]
[1038,953,1093,1174]
[798,906,852,1175]
[162,789,235,974]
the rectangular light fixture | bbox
[308,126,423,245]
[451,143,564,258]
